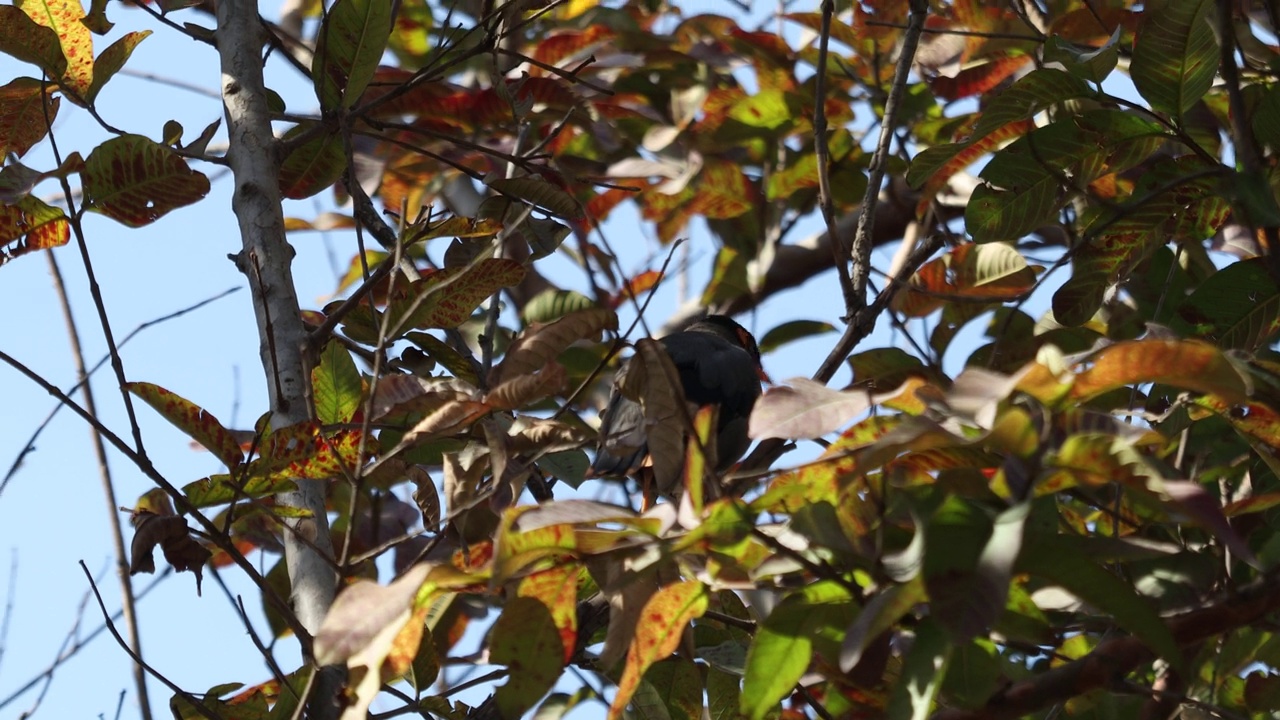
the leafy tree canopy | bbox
[6,0,1280,718]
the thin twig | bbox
[0,286,238,495]
[0,570,168,714]
[0,349,312,645]
[847,0,929,318]
[41,80,151,461]
[78,562,220,720]
[812,0,858,319]
[0,550,12,677]
[46,251,153,720]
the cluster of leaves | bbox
[15,0,1280,717]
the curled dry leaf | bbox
[748,377,872,440]
[127,496,212,595]
[408,465,441,529]
[508,416,593,454]
[485,361,568,410]
[491,308,617,386]
[617,338,688,495]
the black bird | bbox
[590,315,768,495]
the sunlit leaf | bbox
[0,6,68,81]
[86,30,149,104]
[82,134,210,227]
[16,0,92,99]
[312,340,362,425]
[608,581,709,720]
[1071,339,1250,404]
[0,195,68,266]
[741,582,856,720]
[126,381,244,470]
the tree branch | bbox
[216,1,341,714]
[932,570,1280,720]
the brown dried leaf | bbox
[484,362,568,410]
[409,466,441,529]
[620,339,689,495]
[128,508,212,595]
[314,562,434,666]
[491,308,617,386]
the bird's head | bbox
[688,314,772,383]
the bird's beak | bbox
[757,366,773,385]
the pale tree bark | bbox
[216,1,340,716]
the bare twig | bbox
[0,349,311,645]
[0,571,168,714]
[0,286,238,496]
[77,562,220,720]
[812,0,858,320]
[0,550,12,677]
[847,0,929,317]
[46,251,152,720]
[40,81,151,463]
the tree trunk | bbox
[215,2,340,716]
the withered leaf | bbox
[129,510,212,595]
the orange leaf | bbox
[18,0,93,99]
[127,382,244,470]
[517,564,581,663]
[0,195,69,266]
[1071,340,1250,404]
[608,580,709,720]
[913,119,1032,217]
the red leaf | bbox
[127,382,244,470]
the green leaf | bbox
[313,340,362,425]
[0,78,60,159]
[706,666,740,720]
[1175,258,1280,349]
[886,618,952,720]
[86,30,150,104]
[82,134,210,227]
[1130,0,1218,118]
[727,88,795,131]
[1017,532,1181,666]
[740,582,856,720]
[907,69,1093,188]
[1043,28,1121,84]
[840,577,926,671]
[758,319,837,354]
[492,597,565,719]
[521,289,595,325]
[278,123,345,199]
[635,657,702,720]
[313,0,392,111]
[966,110,1167,242]
[0,6,68,83]
[487,176,582,218]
